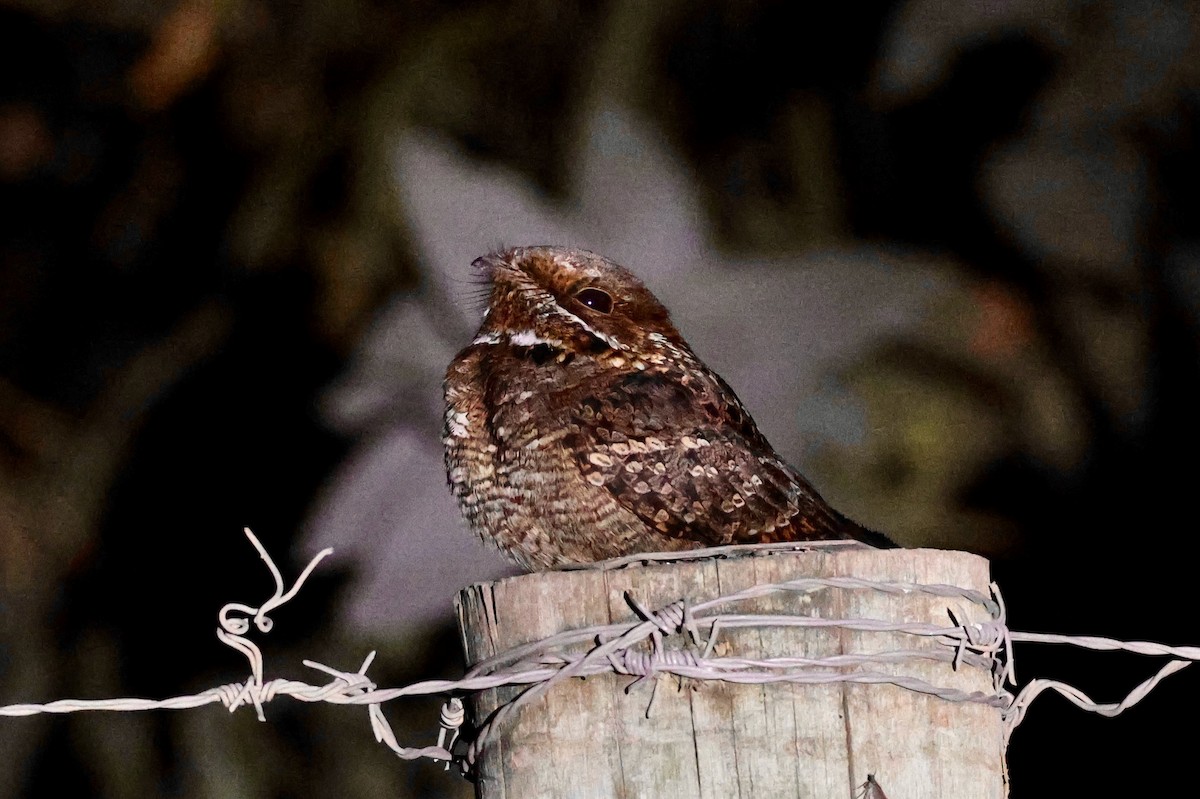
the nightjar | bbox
[443,246,893,570]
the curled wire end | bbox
[437,698,466,769]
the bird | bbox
[443,245,894,570]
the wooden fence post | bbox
[455,546,1005,798]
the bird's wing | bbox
[564,369,855,546]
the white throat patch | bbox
[507,330,563,347]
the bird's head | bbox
[470,246,683,356]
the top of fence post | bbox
[455,543,1005,799]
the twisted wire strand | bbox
[1,533,1195,774]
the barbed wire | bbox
[2,529,1197,776]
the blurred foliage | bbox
[1,0,1199,797]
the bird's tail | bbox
[839,514,898,549]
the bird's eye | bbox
[575,287,613,314]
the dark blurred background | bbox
[1,1,1198,796]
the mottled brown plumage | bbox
[443,246,893,570]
